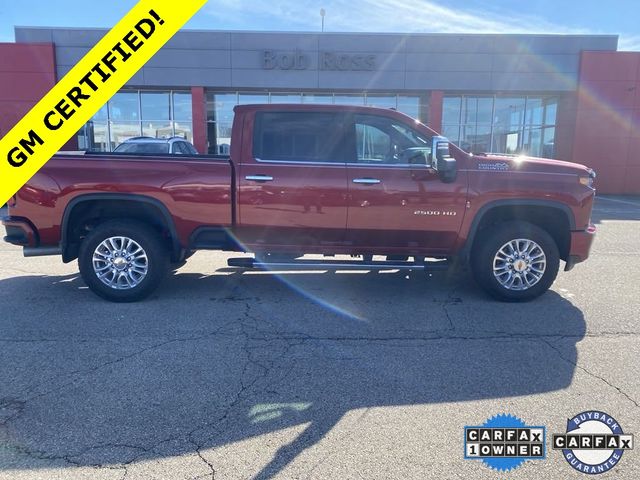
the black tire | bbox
[471,221,560,302]
[78,220,169,302]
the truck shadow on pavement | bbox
[0,268,586,479]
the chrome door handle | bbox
[245,175,274,182]
[352,178,381,185]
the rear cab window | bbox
[253,111,350,163]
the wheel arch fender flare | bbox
[462,199,575,257]
[61,193,181,262]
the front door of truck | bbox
[345,113,467,253]
[237,110,350,250]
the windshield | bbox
[113,142,170,154]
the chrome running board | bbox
[227,257,449,271]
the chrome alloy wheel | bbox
[92,236,148,290]
[492,238,546,291]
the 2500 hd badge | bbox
[413,210,457,216]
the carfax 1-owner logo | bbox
[553,411,634,474]
[464,414,546,472]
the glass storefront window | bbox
[140,92,171,142]
[476,98,493,124]
[333,94,365,105]
[492,98,526,154]
[443,97,461,125]
[172,92,193,122]
[141,92,170,121]
[473,125,492,154]
[459,124,491,153]
[78,121,108,151]
[523,127,543,157]
[525,98,544,126]
[93,104,108,121]
[238,93,269,105]
[79,104,109,151]
[302,93,333,104]
[110,121,142,148]
[443,95,559,158]
[462,97,492,125]
[209,93,236,154]
[441,125,460,145]
[109,92,139,122]
[366,95,396,109]
[494,97,526,128]
[79,90,192,152]
[542,127,556,158]
[461,97,474,124]
[172,92,193,142]
[142,122,173,139]
[173,122,193,143]
[205,91,427,154]
[492,124,522,155]
[270,93,302,103]
[397,96,421,120]
[544,99,558,125]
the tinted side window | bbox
[185,142,198,155]
[356,124,391,162]
[253,112,348,162]
[174,142,189,154]
[354,114,431,164]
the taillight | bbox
[7,195,16,207]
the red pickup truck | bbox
[3,104,596,302]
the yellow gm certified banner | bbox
[0,0,207,206]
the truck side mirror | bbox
[431,136,457,183]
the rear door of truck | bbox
[235,108,350,249]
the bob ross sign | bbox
[262,50,376,71]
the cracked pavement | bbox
[0,197,639,479]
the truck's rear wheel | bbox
[471,221,559,302]
[78,220,169,302]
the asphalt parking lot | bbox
[0,196,639,480]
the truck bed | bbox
[11,152,234,250]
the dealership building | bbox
[1,27,639,193]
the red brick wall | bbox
[428,90,444,133]
[554,93,579,162]
[0,43,58,142]
[572,52,640,194]
[191,86,207,154]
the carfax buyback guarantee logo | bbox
[553,411,634,474]
[464,414,546,472]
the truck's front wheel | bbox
[471,221,559,302]
[78,220,169,302]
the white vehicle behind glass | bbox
[113,136,198,155]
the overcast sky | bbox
[1,0,638,50]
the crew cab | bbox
[2,104,596,302]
